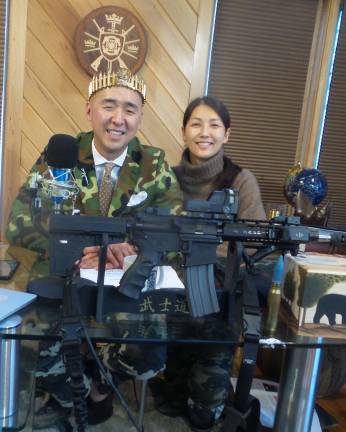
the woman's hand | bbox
[79,242,137,269]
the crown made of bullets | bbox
[88,68,146,102]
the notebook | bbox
[0,288,37,323]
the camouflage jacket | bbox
[6,132,183,258]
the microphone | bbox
[30,134,80,213]
[45,134,79,212]
[46,133,79,169]
[28,136,80,300]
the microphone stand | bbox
[29,189,49,239]
[59,249,143,432]
[61,266,88,432]
[27,167,110,430]
[96,233,109,322]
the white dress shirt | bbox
[92,141,127,188]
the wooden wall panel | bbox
[1,0,28,235]
[22,100,52,155]
[25,30,88,129]
[187,0,200,14]
[1,0,215,235]
[24,68,81,136]
[158,0,197,48]
[129,1,194,79]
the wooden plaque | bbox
[74,6,148,76]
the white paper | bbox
[156,266,185,289]
[231,378,321,431]
[80,268,124,286]
[80,266,185,290]
[295,253,346,266]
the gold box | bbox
[282,253,346,337]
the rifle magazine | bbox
[185,264,220,317]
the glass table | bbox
[0,245,46,431]
[1,245,346,431]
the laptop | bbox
[0,288,37,323]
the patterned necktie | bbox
[99,162,115,216]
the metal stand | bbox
[137,379,148,432]
[0,315,22,427]
[274,345,322,432]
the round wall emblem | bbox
[74,6,147,76]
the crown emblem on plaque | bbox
[88,67,146,102]
[75,6,147,77]
[105,13,123,26]
[84,39,97,49]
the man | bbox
[6,67,183,428]
[6,68,182,266]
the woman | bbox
[152,96,266,432]
[174,95,265,221]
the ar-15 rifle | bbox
[49,189,346,318]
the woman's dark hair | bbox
[182,96,231,130]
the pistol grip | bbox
[118,253,158,299]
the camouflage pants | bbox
[35,340,86,408]
[98,342,166,381]
[164,343,234,410]
[35,339,166,407]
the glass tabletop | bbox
[1,246,346,431]
[0,296,242,345]
[1,245,346,349]
[1,288,346,349]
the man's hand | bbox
[79,242,137,269]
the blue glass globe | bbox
[285,168,328,206]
